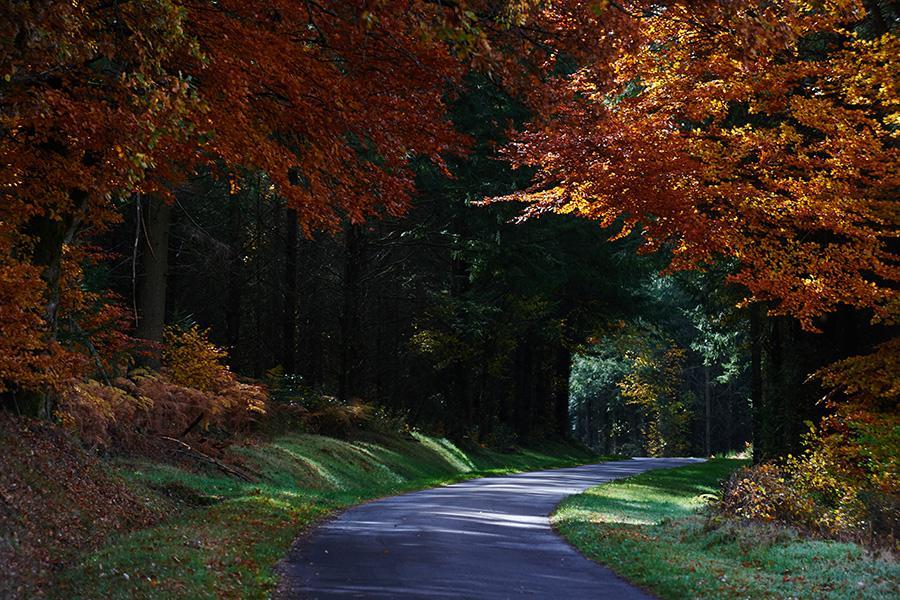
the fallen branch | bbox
[159,435,255,482]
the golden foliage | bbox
[619,345,691,456]
[56,328,267,447]
[162,325,229,392]
[500,0,899,329]
[721,339,899,540]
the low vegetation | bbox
[1,412,599,599]
[553,459,898,599]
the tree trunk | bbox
[282,208,298,374]
[28,218,69,341]
[750,304,764,462]
[225,192,242,369]
[338,224,363,401]
[704,364,711,456]
[514,338,534,440]
[136,196,172,367]
[553,345,572,437]
[20,196,85,418]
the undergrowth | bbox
[553,459,899,599]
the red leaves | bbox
[176,0,468,231]
[1,1,470,392]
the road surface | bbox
[278,457,702,599]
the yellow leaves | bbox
[722,337,898,537]
[162,325,228,392]
[55,325,269,447]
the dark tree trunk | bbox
[750,304,765,462]
[453,362,472,436]
[252,189,263,378]
[553,345,572,437]
[136,196,172,367]
[28,216,71,340]
[225,193,242,368]
[282,208,298,373]
[751,304,871,462]
[514,338,534,439]
[338,224,363,401]
[19,194,85,417]
[704,365,711,456]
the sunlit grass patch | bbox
[553,459,899,599]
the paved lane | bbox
[278,458,703,599]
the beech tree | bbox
[490,0,898,457]
[1,1,467,405]
[1,1,197,408]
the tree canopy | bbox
[0,0,896,543]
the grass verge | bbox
[54,431,603,599]
[552,458,898,599]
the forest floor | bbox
[0,413,603,599]
[552,459,899,599]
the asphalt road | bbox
[278,457,703,599]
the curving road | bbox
[277,457,702,599]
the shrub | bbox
[719,463,816,527]
[304,400,371,438]
[719,339,898,546]
[56,326,267,448]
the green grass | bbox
[553,459,899,599]
[55,431,603,599]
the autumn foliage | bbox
[0,0,896,550]
[1,1,467,399]
[488,0,898,538]
[619,345,692,457]
[57,326,266,448]
[499,0,898,328]
[718,337,898,541]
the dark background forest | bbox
[96,76,752,457]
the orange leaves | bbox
[0,260,59,392]
[720,338,898,538]
[816,338,900,404]
[719,463,817,526]
[160,325,268,427]
[1,1,472,395]
[500,0,898,329]
[50,308,268,447]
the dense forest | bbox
[0,1,897,596]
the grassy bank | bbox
[53,430,599,599]
[552,459,898,599]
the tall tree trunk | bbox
[136,196,172,367]
[298,237,324,388]
[20,194,85,417]
[704,365,711,456]
[28,217,70,341]
[225,193,242,369]
[338,224,363,401]
[553,345,572,437]
[750,303,765,463]
[752,304,866,461]
[514,338,534,440]
[282,208,298,373]
[252,187,263,378]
